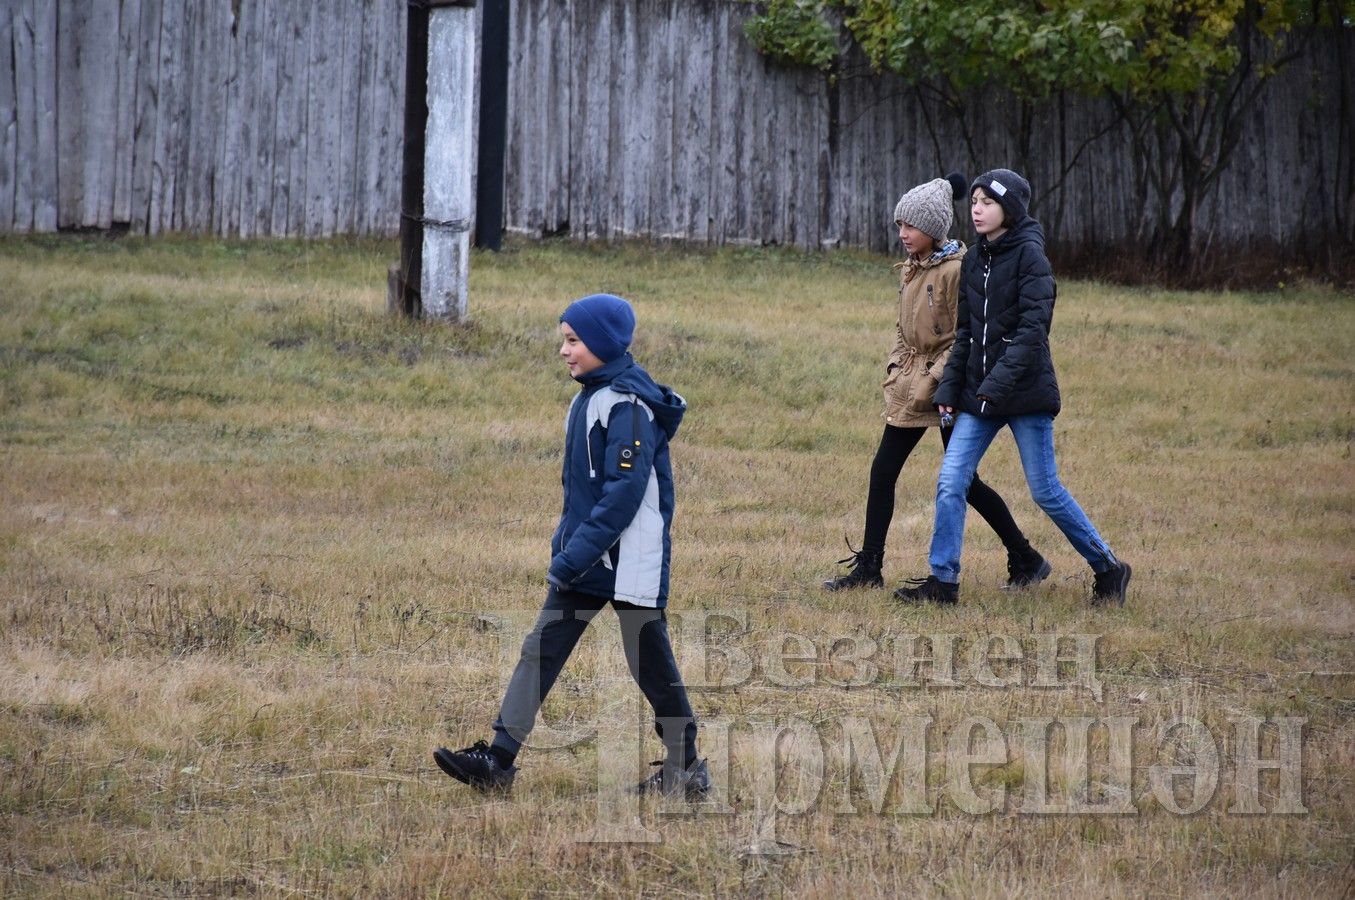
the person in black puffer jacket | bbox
[895,169,1133,607]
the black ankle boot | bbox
[893,575,959,605]
[1091,561,1132,607]
[1004,546,1052,590]
[823,548,884,591]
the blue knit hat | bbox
[560,293,635,363]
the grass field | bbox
[1,234,1352,897]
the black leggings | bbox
[862,424,1029,556]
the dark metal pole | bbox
[475,0,509,251]
[394,0,431,317]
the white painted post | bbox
[421,4,477,322]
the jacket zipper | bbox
[981,250,991,377]
[980,249,991,414]
[585,392,596,477]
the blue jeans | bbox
[929,412,1118,583]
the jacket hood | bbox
[577,353,686,439]
[980,216,1045,255]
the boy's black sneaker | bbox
[823,548,884,591]
[893,575,959,605]
[1091,561,1132,607]
[1003,548,1052,590]
[635,757,711,800]
[433,741,517,793]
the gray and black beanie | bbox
[971,169,1031,225]
[893,173,967,242]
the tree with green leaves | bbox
[745,0,1347,274]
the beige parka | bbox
[881,242,967,427]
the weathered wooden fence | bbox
[1,0,406,237]
[3,0,1352,259]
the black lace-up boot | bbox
[1004,546,1052,590]
[433,740,517,793]
[1091,561,1132,607]
[635,757,710,800]
[822,547,884,591]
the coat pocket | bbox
[907,366,940,414]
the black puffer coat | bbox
[933,217,1061,417]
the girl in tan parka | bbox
[823,174,1049,594]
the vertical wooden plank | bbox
[0,8,16,231]
[646,0,673,238]
[382,0,407,236]
[337,1,360,234]
[236,0,267,237]
[548,0,571,234]
[295,0,318,235]
[128,0,161,233]
[214,0,242,236]
[613,0,642,238]
[268,0,289,235]
[152,0,186,232]
[706,0,737,246]
[675,0,711,242]
[232,0,254,237]
[31,0,57,230]
[364,0,394,236]
[351,0,372,236]
[272,1,300,236]
[252,0,281,235]
[501,0,528,232]
[55,0,83,226]
[520,0,552,235]
[202,0,225,233]
[111,0,141,225]
[760,57,783,244]
[362,0,392,236]
[54,0,79,227]
[567,0,583,238]
[303,1,335,236]
[732,5,758,242]
[808,69,825,248]
[10,2,35,230]
[192,0,225,233]
[177,0,201,231]
[319,0,340,236]
[88,0,119,227]
[570,0,611,240]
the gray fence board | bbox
[11,1,34,231]
[128,0,158,232]
[0,9,15,232]
[31,0,57,231]
[111,0,140,226]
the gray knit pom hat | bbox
[893,173,967,242]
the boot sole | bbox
[822,578,885,592]
[892,587,959,605]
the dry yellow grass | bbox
[1,234,1352,896]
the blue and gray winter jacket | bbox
[546,354,685,607]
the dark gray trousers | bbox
[490,587,698,764]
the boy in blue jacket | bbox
[434,294,708,798]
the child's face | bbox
[971,188,1007,238]
[897,221,936,258]
[559,322,605,378]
